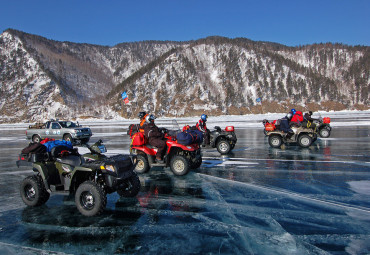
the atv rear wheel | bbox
[20,175,50,206]
[117,172,141,197]
[135,154,150,174]
[170,155,189,176]
[63,134,73,142]
[319,128,330,138]
[32,135,41,143]
[298,134,312,148]
[268,135,283,148]
[75,181,106,217]
[216,139,231,155]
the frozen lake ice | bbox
[0,111,369,254]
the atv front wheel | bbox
[319,128,330,138]
[20,175,50,206]
[117,172,141,197]
[170,155,189,176]
[135,154,150,174]
[268,135,283,148]
[298,134,312,148]
[216,139,231,155]
[75,181,107,217]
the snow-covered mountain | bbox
[0,29,368,123]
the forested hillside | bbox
[0,29,368,122]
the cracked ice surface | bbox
[0,112,369,254]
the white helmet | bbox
[145,114,156,123]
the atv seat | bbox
[56,155,83,166]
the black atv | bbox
[208,126,237,155]
[17,140,140,217]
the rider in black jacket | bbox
[143,115,167,163]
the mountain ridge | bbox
[0,29,368,123]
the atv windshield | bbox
[171,120,181,131]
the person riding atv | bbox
[264,113,317,148]
[195,114,210,147]
[17,140,140,216]
[130,119,202,176]
[143,115,167,163]
[193,114,237,155]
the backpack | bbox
[21,142,47,155]
[176,132,194,145]
[186,130,204,144]
[43,140,73,152]
[265,123,276,131]
[176,130,204,145]
[21,142,48,162]
[127,124,140,138]
[50,145,77,158]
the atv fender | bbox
[166,140,198,152]
[267,131,284,136]
[133,146,157,156]
[69,166,94,192]
[209,131,220,147]
[31,163,51,191]
[214,135,233,147]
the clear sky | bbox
[0,0,369,47]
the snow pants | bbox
[148,138,167,159]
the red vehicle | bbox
[130,128,202,176]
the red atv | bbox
[129,126,202,176]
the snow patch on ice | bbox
[347,180,370,196]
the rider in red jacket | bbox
[290,111,303,126]
[196,114,210,146]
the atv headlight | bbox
[101,164,116,173]
[98,145,107,153]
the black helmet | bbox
[138,111,146,119]
[308,111,313,116]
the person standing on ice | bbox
[143,115,167,163]
[196,114,210,147]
